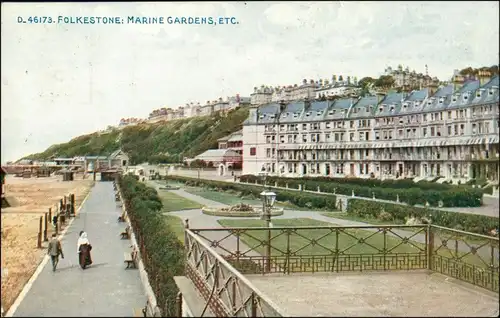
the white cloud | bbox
[1,1,498,162]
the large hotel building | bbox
[242,74,499,184]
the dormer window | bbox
[305,112,311,117]
[439,97,444,104]
[259,115,264,119]
[452,95,457,102]
[293,113,298,118]
[270,114,276,119]
[282,113,288,118]
[463,94,468,101]
[476,90,482,98]
[316,111,322,116]
[365,107,369,112]
[379,106,384,112]
[390,106,395,113]
[489,89,494,96]
[402,103,408,110]
[328,110,334,115]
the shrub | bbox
[378,211,393,221]
[346,199,498,235]
[119,175,184,317]
[239,175,483,208]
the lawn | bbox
[183,187,330,211]
[164,214,185,244]
[217,218,494,270]
[218,218,424,256]
[320,213,493,244]
[320,212,407,226]
[156,190,203,212]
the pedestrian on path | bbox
[47,233,64,272]
[77,231,93,268]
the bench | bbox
[120,226,130,239]
[124,250,137,269]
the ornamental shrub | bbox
[346,199,498,235]
[239,175,483,208]
[119,175,184,317]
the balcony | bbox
[179,225,499,317]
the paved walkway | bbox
[159,184,494,259]
[11,182,146,317]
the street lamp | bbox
[260,190,276,273]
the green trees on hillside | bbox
[23,108,249,165]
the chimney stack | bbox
[478,70,492,87]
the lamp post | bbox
[260,189,276,273]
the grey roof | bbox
[279,101,306,123]
[347,96,378,119]
[398,88,428,114]
[456,80,480,94]
[373,93,405,117]
[481,75,499,89]
[422,94,450,112]
[242,76,499,124]
[433,85,454,97]
[299,101,331,122]
[195,149,241,161]
[321,98,354,120]
[227,134,243,142]
[405,88,428,101]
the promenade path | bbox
[11,182,146,317]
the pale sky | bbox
[1,1,499,163]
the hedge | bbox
[346,199,499,235]
[119,175,184,317]
[239,175,484,208]
[165,175,337,211]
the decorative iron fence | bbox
[189,225,429,275]
[429,225,499,293]
[185,224,499,317]
[185,229,285,317]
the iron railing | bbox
[429,225,499,292]
[185,228,285,317]
[189,225,429,275]
[184,224,499,317]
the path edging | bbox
[5,186,94,317]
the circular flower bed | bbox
[202,203,284,217]
[158,185,180,190]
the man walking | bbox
[47,233,64,272]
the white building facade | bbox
[242,75,500,184]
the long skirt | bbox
[78,244,93,268]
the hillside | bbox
[23,107,250,165]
